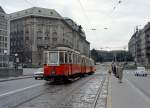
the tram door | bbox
[81,58,86,73]
[67,52,72,76]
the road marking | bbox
[0,83,44,98]
[125,79,150,106]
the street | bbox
[0,65,150,108]
[112,69,150,108]
[0,65,108,108]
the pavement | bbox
[0,68,37,82]
[110,74,150,108]
[0,75,33,82]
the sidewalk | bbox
[111,75,150,108]
[0,68,37,82]
[0,75,33,82]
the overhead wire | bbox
[113,0,123,11]
[76,0,124,30]
[24,0,34,6]
[77,0,94,29]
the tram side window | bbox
[87,60,89,66]
[59,52,64,64]
[69,53,72,63]
[78,56,80,64]
[73,54,77,64]
[82,58,85,66]
[75,55,77,64]
[76,55,78,64]
[65,52,68,63]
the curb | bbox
[106,74,112,108]
[0,76,33,82]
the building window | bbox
[25,36,29,40]
[52,38,57,42]
[50,12,53,15]
[4,43,7,48]
[45,37,49,40]
[4,37,7,41]
[52,32,57,37]
[37,37,42,40]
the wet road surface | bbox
[0,65,108,108]
[0,78,44,96]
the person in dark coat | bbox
[111,62,117,76]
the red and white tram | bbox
[43,47,96,81]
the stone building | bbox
[9,7,90,65]
[128,22,150,65]
[0,6,8,67]
[128,32,136,60]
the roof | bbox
[9,7,62,20]
[0,6,6,14]
[64,18,86,38]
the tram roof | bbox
[45,47,80,54]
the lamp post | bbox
[3,50,8,67]
[15,53,19,69]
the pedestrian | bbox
[111,62,117,76]
[114,62,119,78]
[108,64,112,76]
[117,63,124,83]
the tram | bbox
[43,47,96,81]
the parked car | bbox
[34,68,44,80]
[135,67,147,77]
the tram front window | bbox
[48,52,59,65]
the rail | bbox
[91,76,106,108]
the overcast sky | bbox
[1,0,150,50]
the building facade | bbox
[0,6,8,67]
[9,7,90,65]
[128,22,150,65]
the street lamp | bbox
[15,53,19,69]
[3,50,8,67]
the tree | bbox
[91,49,98,63]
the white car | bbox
[34,68,44,80]
[135,67,147,77]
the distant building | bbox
[0,6,8,67]
[9,7,90,65]
[128,22,150,65]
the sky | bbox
[0,0,150,50]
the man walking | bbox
[111,62,117,76]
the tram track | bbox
[1,73,107,108]
[14,74,100,108]
[53,75,100,108]
[91,76,106,108]
[55,75,107,108]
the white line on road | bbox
[125,79,150,106]
[0,83,44,98]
